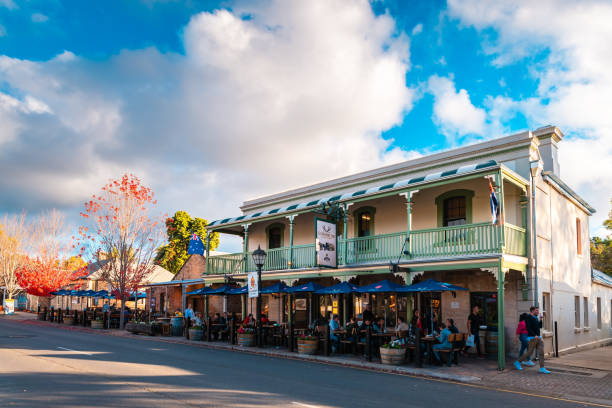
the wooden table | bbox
[421,336,437,365]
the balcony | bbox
[207,222,526,275]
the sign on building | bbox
[248,272,259,298]
[316,218,337,268]
[3,299,15,314]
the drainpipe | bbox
[529,159,543,307]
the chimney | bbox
[533,125,564,177]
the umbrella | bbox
[286,282,324,293]
[315,281,360,294]
[206,285,236,295]
[397,279,468,334]
[94,290,109,297]
[186,287,212,295]
[84,290,97,297]
[226,285,248,295]
[356,279,404,293]
[58,290,70,296]
[260,282,289,294]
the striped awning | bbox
[208,160,497,228]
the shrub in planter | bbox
[189,325,204,341]
[237,326,256,347]
[380,341,406,365]
[63,317,74,326]
[297,334,319,355]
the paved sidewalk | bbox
[6,317,612,406]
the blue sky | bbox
[0,0,610,252]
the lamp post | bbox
[252,245,267,347]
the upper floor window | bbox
[576,218,582,254]
[354,207,375,238]
[443,196,466,226]
[435,189,474,228]
[266,223,284,249]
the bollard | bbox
[554,321,559,358]
[206,316,212,342]
[366,325,372,362]
[324,325,330,356]
[230,318,236,345]
[415,327,422,368]
[185,316,190,339]
[58,308,62,323]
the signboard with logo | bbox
[3,299,15,314]
[315,218,337,268]
[248,272,259,298]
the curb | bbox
[7,318,482,384]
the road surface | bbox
[0,318,599,407]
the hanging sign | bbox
[316,218,337,268]
[248,272,259,298]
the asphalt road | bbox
[0,319,597,407]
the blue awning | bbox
[357,280,405,293]
[397,278,467,292]
[94,290,109,297]
[315,282,360,294]
[260,282,289,294]
[186,287,212,295]
[226,285,248,295]
[208,160,497,228]
[287,282,324,293]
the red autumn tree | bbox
[16,210,86,297]
[78,174,163,329]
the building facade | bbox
[203,126,612,369]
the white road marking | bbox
[291,402,325,408]
[57,346,93,356]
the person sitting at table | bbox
[193,312,202,327]
[243,313,255,326]
[211,313,222,340]
[345,317,358,341]
[395,316,409,333]
[449,318,459,334]
[261,314,269,324]
[359,318,376,343]
[373,317,385,333]
[432,320,453,364]
[174,309,183,317]
[329,314,340,352]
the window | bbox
[542,292,551,331]
[354,207,375,237]
[266,223,285,249]
[443,196,467,226]
[574,296,580,328]
[597,297,602,330]
[435,189,474,227]
[583,297,589,327]
[576,218,582,254]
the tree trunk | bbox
[120,296,125,330]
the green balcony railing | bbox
[206,222,525,275]
[504,224,527,256]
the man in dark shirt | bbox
[515,306,550,373]
[362,304,375,323]
[464,305,484,357]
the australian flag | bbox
[489,179,500,225]
[188,233,205,255]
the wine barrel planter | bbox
[237,333,256,347]
[126,322,139,333]
[189,328,203,341]
[171,317,184,336]
[297,339,319,355]
[91,320,104,329]
[380,347,406,365]
[486,331,498,358]
[63,317,74,326]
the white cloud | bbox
[428,75,486,143]
[0,24,6,37]
[0,0,16,9]
[448,0,612,234]
[411,23,423,35]
[31,13,49,23]
[0,0,417,252]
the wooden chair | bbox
[340,327,357,354]
[316,325,330,356]
[437,333,465,366]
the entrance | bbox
[470,292,498,330]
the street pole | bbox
[257,263,262,348]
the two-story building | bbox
[203,126,612,369]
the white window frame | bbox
[596,297,602,330]
[574,296,580,328]
[542,292,551,331]
[584,297,589,329]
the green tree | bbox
[155,211,219,274]
[591,199,612,276]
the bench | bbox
[436,333,465,366]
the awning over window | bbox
[208,160,497,228]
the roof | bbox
[592,269,612,288]
[79,260,173,284]
[145,278,205,287]
[208,160,498,229]
[542,172,596,214]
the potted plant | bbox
[237,326,256,347]
[297,334,319,355]
[189,325,204,341]
[380,341,406,365]
[91,318,104,329]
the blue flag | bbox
[187,233,205,255]
[489,180,499,225]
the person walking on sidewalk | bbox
[464,305,485,358]
[514,306,550,374]
[516,313,534,366]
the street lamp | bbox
[252,245,267,347]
